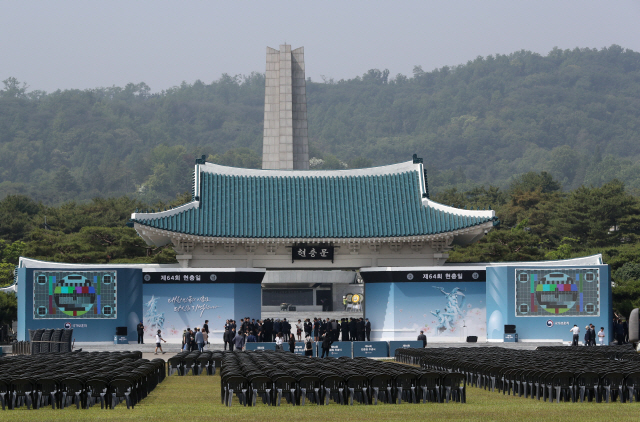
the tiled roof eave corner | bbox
[421,198,496,219]
[130,200,200,221]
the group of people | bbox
[612,317,629,345]
[570,324,607,346]
[570,317,629,347]
[311,317,372,342]
[222,316,373,350]
[220,316,373,357]
[181,320,210,352]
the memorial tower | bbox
[262,45,309,169]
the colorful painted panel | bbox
[515,269,599,317]
[33,271,117,319]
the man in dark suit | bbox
[283,318,291,341]
[136,321,145,344]
[341,318,349,341]
[365,318,372,341]
[266,318,273,342]
[304,319,312,338]
[331,319,339,341]
[418,331,427,348]
[357,318,366,341]
[349,318,357,341]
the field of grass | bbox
[2,373,640,422]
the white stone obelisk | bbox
[262,45,309,170]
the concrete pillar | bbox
[262,45,309,170]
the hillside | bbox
[1,45,640,204]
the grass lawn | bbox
[2,373,639,422]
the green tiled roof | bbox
[132,161,495,239]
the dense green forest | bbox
[1,45,640,205]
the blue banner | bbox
[389,340,424,357]
[353,341,388,358]
[321,341,351,357]
[245,342,277,351]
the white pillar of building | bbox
[262,45,309,170]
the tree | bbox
[0,195,41,242]
[449,226,545,262]
[613,262,640,286]
[1,77,28,98]
[510,171,561,194]
[0,292,17,325]
[53,166,80,196]
[562,180,637,247]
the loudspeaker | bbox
[504,325,516,334]
[466,336,478,343]
[115,326,128,336]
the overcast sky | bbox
[2,1,640,93]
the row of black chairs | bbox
[28,329,73,354]
[0,351,165,410]
[218,350,465,407]
[167,350,224,376]
[395,346,640,403]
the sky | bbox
[2,1,640,93]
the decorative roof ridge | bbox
[131,200,199,221]
[421,197,496,218]
[199,160,419,178]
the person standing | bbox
[202,328,208,348]
[313,318,320,342]
[137,321,145,344]
[304,334,313,357]
[365,318,372,341]
[296,319,303,341]
[190,328,197,352]
[203,320,210,345]
[274,319,281,340]
[233,329,245,351]
[598,327,606,346]
[155,329,167,355]
[321,333,333,358]
[418,331,427,348]
[357,318,365,341]
[228,328,236,351]
[304,319,312,339]
[589,324,596,346]
[283,318,291,341]
[183,328,192,351]
[616,319,626,345]
[275,332,284,350]
[349,318,357,342]
[223,326,230,351]
[570,325,580,346]
[195,328,204,352]
[331,319,339,341]
[583,325,590,346]
[288,333,296,353]
[341,318,349,341]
